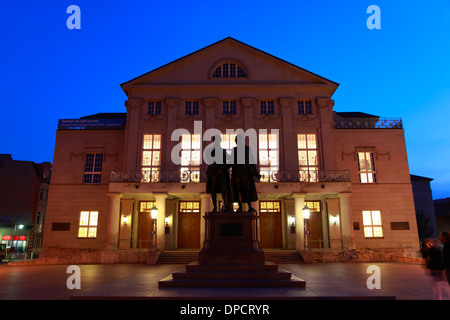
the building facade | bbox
[0,154,51,259]
[410,174,438,242]
[42,38,420,258]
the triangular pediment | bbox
[121,37,338,92]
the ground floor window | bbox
[78,211,98,238]
[1,236,28,253]
[140,201,156,212]
[362,210,383,238]
[179,201,200,213]
[305,201,321,213]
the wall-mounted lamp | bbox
[289,216,296,234]
[122,216,129,225]
[165,217,170,234]
[289,216,296,226]
[331,215,339,225]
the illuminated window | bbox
[297,134,318,182]
[220,133,237,155]
[260,201,281,213]
[362,210,383,238]
[180,134,201,183]
[218,200,239,211]
[260,100,274,114]
[223,100,237,114]
[140,201,155,212]
[179,201,200,213]
[148,101,161,115]
[305,201,321,213]
[259,132,279,182]
[212,63,246,78]
[78,211,98,238]
[185,100,199,115]
[357,152,376,183]
[142,134,161,183]
[83,153,103,184]
[298,100,312,114]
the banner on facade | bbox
[58,118,125,130]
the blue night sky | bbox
[1,1,449,199]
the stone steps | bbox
[157,250,304,264]
[264,251,304,264]
[159,262,306,288]
[157,251,198,264]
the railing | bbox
[261,170,350,183]
[110,170,350,183]
[111,170,206,183]
[334,117,403,129]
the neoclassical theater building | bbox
[42,38,420,260]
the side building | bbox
[41,38,420,262]
[0,154,52,259]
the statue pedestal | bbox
[198,211,264,264]
[158,211,306,288]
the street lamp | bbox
[302,205,311,250]
[150,205,158,251]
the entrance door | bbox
[306,201,323,249]
[259,201,282,248]
[137,201,155,249]
[178,201,201,249]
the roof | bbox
[335,112,379,118]
[120,37,339,88]
[410,174,434,181]
[80,113,127,119]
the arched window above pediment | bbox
[210,60,248,78]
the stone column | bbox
[124,99,142,171]
[293,193,307,251]
[339,193,355,249]
[154,193,168,251]
[200,193,212,247]
[131,199,139,249]
[326,198,342,250]
[105,193,123,250]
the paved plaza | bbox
[0,262,448,301]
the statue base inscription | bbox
[158,211,306,288]
[198,211,264,264]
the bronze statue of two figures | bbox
[206,135,261,212]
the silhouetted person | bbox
[205,135,231,212]
[230,134,261,212]
[423,237,448,299]
[441,231,450,286]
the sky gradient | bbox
[1,1,449,199]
